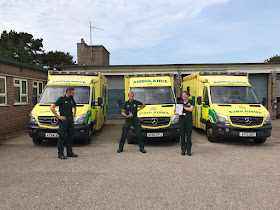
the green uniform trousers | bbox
[58,117,74,155]
[119,117,144,149]
[179,116,193,153]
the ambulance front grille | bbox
[38,116,59,126]
[139,117,170,127]
[230,116,263,126]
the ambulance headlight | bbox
[74,115,86,124]
[29,114,38,124]
[264,114,271,124]
[171,115,179,124]
[216,113,229,124]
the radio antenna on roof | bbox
[90,21,104,60]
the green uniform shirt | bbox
[54,95,76,117]
[122,100,142,118]
[178,99,194,120]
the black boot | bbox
[117,147,123,153]
[67,152,78,157]
[181,151,186,156]
[58,154,67,159]
[140,148,146,153]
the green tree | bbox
[0,30,75,68]
[0,30,44,64]
[42,51,75,68]
[265,55,280,63]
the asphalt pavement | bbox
[0,120,280,210]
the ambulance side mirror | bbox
[262,97,267,106]
[197,97,202,105]
[118,98,123,107]
[32,96,37,105]
[97,97,103,106]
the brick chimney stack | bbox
[77,38,110,66]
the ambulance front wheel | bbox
[83,128,92,145]
[172,136,180,143]
[206,124,219,142]
[32,137,43,145]
[253,138,267,144]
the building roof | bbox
[0,56,48,73]
[54,62,280,69]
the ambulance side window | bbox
[92,88,95,108]
[187,87,190,93]
[203,87,209,106]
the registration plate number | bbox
[147,133,163,137]
[239,132,256,137]
[45,133,59,138]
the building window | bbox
[33,81,43,102]
[14,78,28,104]
[0,76,7,105]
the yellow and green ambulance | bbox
[29,70,108,145]
[118,74,180,143]
[182,72,272,144]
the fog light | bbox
[81,130,84,133]
[225,128,230,132]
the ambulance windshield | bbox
[39,86,90,104]
[210,86,260,104]
[130,87,175,104]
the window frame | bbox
[0,76,7,105]
[33,81,43,101]
[14,78,28,105]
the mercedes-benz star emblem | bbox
[245,117,252,125]
[151,118,158,125]
[51,117,59,125]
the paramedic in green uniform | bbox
[177,91,194,156]
[117,91,146,153]
[50,87,78,159]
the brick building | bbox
[77,38,110,66]
[0,57,47,139]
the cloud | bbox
[0,0,229,60]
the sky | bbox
[0,0,280,65]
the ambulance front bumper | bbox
[212,123,272,139]
[29,124,90,140]
[127,124,180,140]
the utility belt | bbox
[126,116,138,120]
[180,113,192,119]
[59,115,73,120]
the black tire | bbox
[206,124,219,142]
[172,136,180,143]
[32,137,43,145]
[127,137,134,144]
[253,138,267,144]
[83,128,92,145]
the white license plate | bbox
[45,133,59,138]
[239,132,256,137]
[147,133,163,137]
